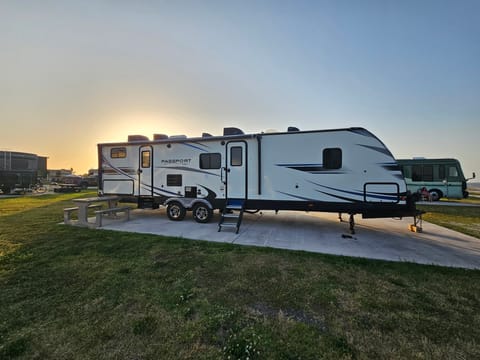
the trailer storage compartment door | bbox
[103,179,134,195]
[363,183,399,203]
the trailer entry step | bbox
[218,200,245,234]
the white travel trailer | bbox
[98,127,419,233]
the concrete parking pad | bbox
[99,209,480,269]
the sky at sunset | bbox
[1,0,479,176]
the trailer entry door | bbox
[226,141,247,199]
[139,146,153,196]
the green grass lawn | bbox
[1,193,480,359]
[418,204,480,239]
[440,196,480,205]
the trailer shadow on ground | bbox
[98,209,480,270]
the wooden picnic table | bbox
[71,196,120,226]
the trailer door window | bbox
[230,147,243,166]
[199,153,221,169]
[323,148,342,169]
[141,150,151,168]
[111,147,126,158]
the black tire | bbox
[166,201,186,221]
[192,203,213,223]
[429,189,443,201]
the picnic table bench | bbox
[94,206,131,227]
[64,196,132,227]
[64,204,103,224]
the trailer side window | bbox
[230,147,243,166]
[111,147,126,159]
[167,174,182,186]
[323,148,342,169]
[199,153,221,169]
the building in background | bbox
[0,151,48,193]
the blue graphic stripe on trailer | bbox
[276,191,318,201]
[306,171,346,174]
[308,181,364,198]
[140,183,180,197]
[103,156,136,180]
[197,185,218,202]
[153,186,179,196]
[189,141,210,148]
[362,193,399,200]
[182,143,209,152]
[348,128,375,137]
[308,181,399,201]
[381,164,401,171]
[356,144,393,157]
[364,189,401,196]
[276,163,323,167]
[157,166,220,177]
[276,163,346,174]
[103,168,136,175]
[288,166,327,172]
[103,156,182,197]
[315,190,362,203]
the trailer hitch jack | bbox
[349,214,355,234]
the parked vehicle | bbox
[61,175,89,189]
[53,175,89,193]
[98,127,420,232]
[397,158,475,201]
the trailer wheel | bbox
[192,203,213,223]
[166,202,186,221]
[429,189,443,201]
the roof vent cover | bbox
[223,127,244,136]
[128,135,149,142]
[153,134,169,140]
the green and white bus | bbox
[397,158,475,201]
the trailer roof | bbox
[97,126,376,146]
[396,158,460,164]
